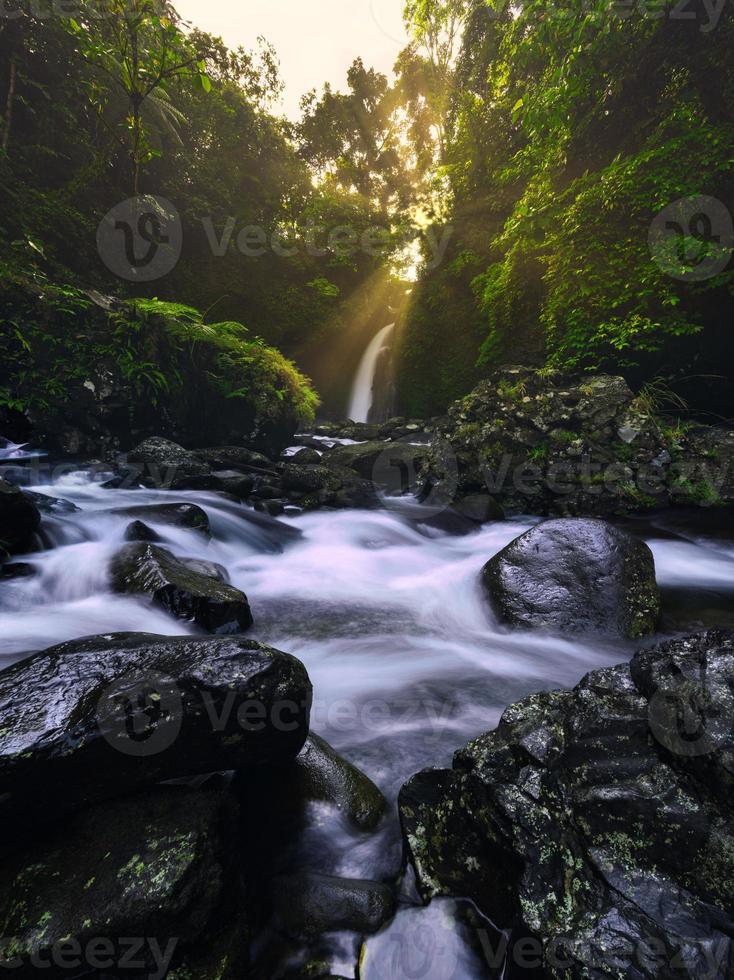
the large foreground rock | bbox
[0,478,41,554]
[399,631,734,979]
[0,633,311,828]
[482,518,660,638]
[0,785,244,978]
[111,542,253,633]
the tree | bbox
[66,0,210,194]
[401,0,472,157]
[298,58,409,213]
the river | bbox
[2,458,734,974]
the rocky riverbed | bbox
[1,370,734,978]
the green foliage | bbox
[400,0,734,414]
[0,261,318,441]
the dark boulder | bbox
[111,501,211,536]
[399,631,734,979]
[211,469,255,497]
[482,518,660,638]
[110,543,252,634]
[0,786,244,979]
[289,448,322,465]
[0,561,35,579]
[421,368,674,516]
[281,463,343,494]
[124,519,162,542]
[236,733,387,832]
[0,632,312,828]
[0,478,41,554]
[454,493,505,525]
[125,437,213,489]
[326,441,427,491]
[23,489,80,515]
[194,446,275,471]
[270,873,395,940]
[291,734,387,830]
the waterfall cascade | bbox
[347,323,395,423]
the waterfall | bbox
[347,323,395,423]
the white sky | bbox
[175,0,410,119]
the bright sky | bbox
[175,0,410,119]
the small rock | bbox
[270,873,395,940]
[110,543,252,634]
[291,448,322,465]
[111,502,211,536]
[281,464,342,494]
[123,519,161,543]
[195,446,275,471]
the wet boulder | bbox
[289,448,322,465]
[482,518,660,638]
[111,501,211,536]
[399,631,734,979]
[110,542,253,634]
[280,463,343,494]
[23,489,80,515]
[124,519,162,542]
[0,478,41,554]
[270,873,395,940]
[237,733,387,832]
[0,786,244,979]
[125,437,213,489]
[453,493,505,525]
[325,441,427,491]
[211,469,255,498]
[0,561,35,579]
[291,734,387,830]
[0,632,312,828]
[194,445,276,471]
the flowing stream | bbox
[2,463,734,973]
[3,467,734,787]
[348,323,396,423]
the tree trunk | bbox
[131,101,142,196]
[2,56,17,154]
